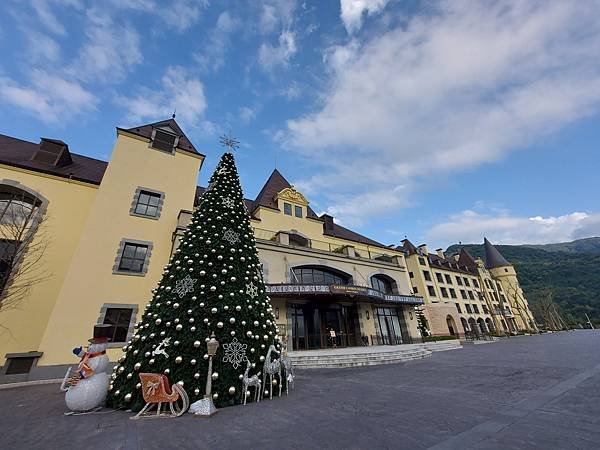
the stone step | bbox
[292,349,432,369]
[290,349,427,362]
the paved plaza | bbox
[1,331,599,449]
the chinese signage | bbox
[265,284,330,294]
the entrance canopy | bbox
[265,283,424,306]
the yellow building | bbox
[0,119,424,383]
[400,238,536,337]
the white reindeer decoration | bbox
[262,344,282,400]
[152,337,171,359]
[280,341,295,394]
[241,358,261,405]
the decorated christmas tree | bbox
[106,150,281,411]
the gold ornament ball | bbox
[175,356,183,364]
[134,363,141,370]
[272,379,278,386]
[126,373,132,380]
[228,387,236,395]
[194,388,200,395]
[136,383,141,389]
[211,372,219,380]
[212,393,219,400]
[124,393,132,402]
[194,340,201,348]
[164,368,170,374]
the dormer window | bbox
[150,128,179,153]
[283,202,292,215]
[294,205,302,218]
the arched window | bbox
[0,182,46,298]
[370,274,397,294]
[292,266,351,285]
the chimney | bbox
[417,244,429,255]
[436,248,445,259]
[321,214,335,232]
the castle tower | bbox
[484,238,537,332]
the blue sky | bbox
[1,0,599,250]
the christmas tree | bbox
[106,151,281,411]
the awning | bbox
[265,283,424,306]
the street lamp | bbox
[192,332,219,417]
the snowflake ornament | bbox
[217,166,228,176]
[222,337,247,369]
[223,228,240,245]
[222,196,235,209]
[173,275,197,298]
[246,282,258,299]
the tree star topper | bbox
[219,134,240,153]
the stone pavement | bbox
[1,331,599,449]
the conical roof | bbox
[484,238,511,269]
[458,248,478,269]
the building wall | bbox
[489,266,537,331]
[36,132,203,367]
[0,166,98,363]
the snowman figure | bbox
[64,324,112,412]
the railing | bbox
[252,226,402,263]
[464,331,494,341]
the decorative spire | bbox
[483,238,511,269]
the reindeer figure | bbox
[152,337,171,359]
[279,340,295,394]
[262,344,281,400]
[241,359,261,405]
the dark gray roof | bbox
[484,238,511,269]
[0,133,107,184]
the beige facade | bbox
[401,240,536,337]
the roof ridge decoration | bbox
[483,237,511,269]
[274,186,308,206]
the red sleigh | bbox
[131,373,189,419]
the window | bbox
[436,273,443,283]
[102,307,134,343]
[456,276,463,286]
[500,294,507,302]
[497,282,503,291]
[450,288,457,299]
[294,205,302,218]
[371,275,396,294]
[0,188,40,226]
[463,277,470,286]
[292,266,350,285]
[427,285,436,297]
[423,271,432,282]
[409,271,414,279]
[288,232,310,248]
[412,286,418,294]
[468,291,475,300]
[445,274,452,284]
[465,304,473,313]
[119,243,148,272]
[151,129,178,153]
[133,190,162,218]
[455,303,461,313]
[460,289,468,300]
[418,257,426,266]
[473,279,479,289]
[482,305,489,314]
[441,287,448,298]
[472,304,479,314]
[283,202,292,215]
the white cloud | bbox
[258,30,297,71]
[68,8,142,83]
[26,31,61,62]
[426,209,600,248]
[29,0,82,36]
[194,11,239,72]
[116,66,208,130]
[259,0,297,34]
[0,70,97,124]
[161,0,207,31]
[238,106,257,124]
[340,0,391,34]
[285,1,600,226]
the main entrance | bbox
[290,302,359,350]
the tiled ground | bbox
[1,331,599,449]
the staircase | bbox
[289,341,463,369]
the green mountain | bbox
[446,238,600,327]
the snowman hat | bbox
[89,324,112,343]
